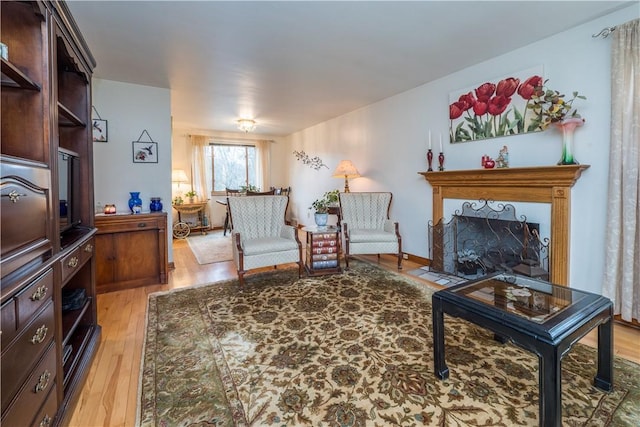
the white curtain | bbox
[255,139,270,191]
[190,135,210,199]
[603,19,640,322]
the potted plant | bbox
[310,190,340,227]
[184,190,197,203]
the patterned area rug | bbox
[186,230,232,264]
[138,261,640,426]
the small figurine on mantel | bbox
[496,145,509,168]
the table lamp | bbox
[332,160,360,192]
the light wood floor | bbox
[68,237,640,427]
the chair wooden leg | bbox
[397,252,403,270]
[238,270,245,287]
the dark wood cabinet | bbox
[1,2,99,426]
[95,213,169,293]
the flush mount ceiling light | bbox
[237,119,257,133]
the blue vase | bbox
[314,212,328,227]
[150,197,163,212]
[128,192,142,213]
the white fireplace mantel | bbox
[419,165,590,285]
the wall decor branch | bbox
[293,150,329,170]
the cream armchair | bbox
[227,195,303,286]
[339,192,402,270]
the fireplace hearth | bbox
[428,201,549,281]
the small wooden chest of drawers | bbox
[303,226,342,276]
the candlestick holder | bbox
[438,152,445,171]
[427,149,433,171]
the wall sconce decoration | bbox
[332,160,361,192]
[237,119,257,133]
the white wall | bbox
[92,79,174,261]
[286,6,638,294]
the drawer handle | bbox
[35,370,51,392]
[39,415,52,427]
[84,243,94,253]
[30,285,49,301]
[137,222,147,228]
[30,325,48,344]
[3,189,27,203]
[67,256,79,268]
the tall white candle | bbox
[428,130,432,150]
[439,134,443,152]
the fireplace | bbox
[419,165,589,285]
[428,201,549,280]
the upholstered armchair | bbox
[227,195,303,285]
[339,192,402,270]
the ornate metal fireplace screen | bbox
[428,201,550,281]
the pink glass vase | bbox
[556,118,584,165]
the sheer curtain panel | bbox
[191,135,211,199]
[603,19,639,323]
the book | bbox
[312,260,339,269]
[311,253,338,261]
[311,239,337,248]
[310,246,337,254]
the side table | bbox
[302,226,341,276]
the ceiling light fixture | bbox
[237,119,257,133]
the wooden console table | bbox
[95,212,168,293]
[419,165,589,285]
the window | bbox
[206,144,257,192]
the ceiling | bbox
[67,1,630,136]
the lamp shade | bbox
[332,160,360,178]
[171,169,189,183]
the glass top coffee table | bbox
[432,273,613,427]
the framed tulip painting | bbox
[449,66,544,143]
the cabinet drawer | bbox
[97,217,160,234]
[32,386,58,427]
[1,301,55,406]
[16,269,54,329]
[78,237,95,266]
[1,298,17,349]
[1,342,56,415]
[60,247,81,284]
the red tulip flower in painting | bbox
[518,75,544,100]
[450,102,466,120]
[496,77,520,98]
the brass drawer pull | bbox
[84,243,93,253]
[2,189,27,203]
[35,370,51,392]
[30,325,48,344]
[30,285,49,301]
[67,256,79,268]
[39,415,52,427]
[137,222,147,228]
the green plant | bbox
[528,79,586,130]
[310,190,340,213]
[185,190,197,198]
[239,184,259,193]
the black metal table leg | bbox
[432,296,449,380]
[539,345,562,427]
[594,306,613,391]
